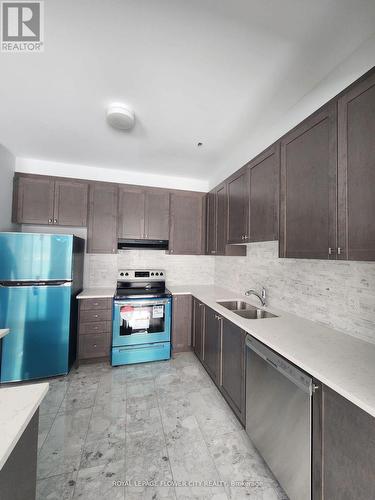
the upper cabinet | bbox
[118,186,170,240]
[87,182,118,254]
[227,168,249,244]
[169,191,205,254]
[337,72,375,261]
[279,103,337,259]
[206,191,216,255]
[13,174,88,227]
[248,143,279,242]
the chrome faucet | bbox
[245,287,266,307]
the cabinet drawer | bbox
[79,334,110,359]
[79,321,110,335]
[80,309,112,323]
[80,298,112,310]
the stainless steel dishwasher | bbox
[245,335,312,500]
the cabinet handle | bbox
[170,250,174,253]
[94,314,99,318]
[93,344,97,348]
[211,250,216,254]
[337,247,342,255]
[328,247,332,255]
[199,303,203,307]
[54,218,57,224]
[93,303,98,306]
[48,218,52,224]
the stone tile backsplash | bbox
[84,250,215,288]
[85,242,375,344]
[215,241,375,344]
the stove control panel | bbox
[117,269,165,280]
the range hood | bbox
[118,239,169,250]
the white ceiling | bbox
[1,0,375,184]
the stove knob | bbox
[155,272,159,276]
[125,272,129,276]
[120,272,124,277]
[160,272,163,276]
[150,272,154,276]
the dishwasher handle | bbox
[246,335,312,395]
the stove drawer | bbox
[111,342,170,366]
[79,333,110,359]
[79,321,111,335]
[80,309,112,323]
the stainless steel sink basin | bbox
[217,300,255,311]
[217,300,277,319]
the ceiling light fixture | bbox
[107,103,135,131]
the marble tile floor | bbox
[35,352,288,500]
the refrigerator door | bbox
[0,283,72,382]
[0,232,73,281]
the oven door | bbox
[112,297,171,347]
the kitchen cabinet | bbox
[206,191,216,255]
[169,191,205,254]
[227,168,249,244]
[54,180,88,227]
[220,318,246,424]
[172,294,192,352]
[145,189,170,240]
[13,174,88,226]
[249,143,279,242]
[192,298,205,362]
[203,306,222,385]
[318,385,375,500]
[280,103,337,259]
[118,186,170,240]
[78,297,112,362]
[87,182,118,254]
[118,186,145,239]
[338,71,375,261]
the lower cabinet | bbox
[172,294,192,353]
[78,298,112,362]
[203,306,222,386]
[220,318,246,424]
[318,385,375,500]
[192,298,205,362]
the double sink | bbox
[217,300,277,319]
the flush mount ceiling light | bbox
[106,103,135,131]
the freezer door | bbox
[0,232,73,281]
[0,283,72,382]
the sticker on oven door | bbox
[152,305,164,318]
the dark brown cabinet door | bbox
[118,186,145,239]
[172,294,192,353]
[220,319,246,424]
[320,385,375,500]
[206,191,216,255]
[145,190,170,240]
[216,183,227,255]
[193,298,204,362]
[249,143,279,242]
[280,103,337,259]
[54,180,88,227]
[227,169,249,244]
[87,183,118,254]
[338,72,375,261]
[169,192,205,254]
[15,176,55,224]
[203,306,221,385]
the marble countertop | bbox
[168,284,375,418]
[0,383,49,470]
[0,329,9,339]
[77,287,115,299]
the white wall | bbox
[215,242,375,345]
[0,145,16,231]
[16,157,209,192]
